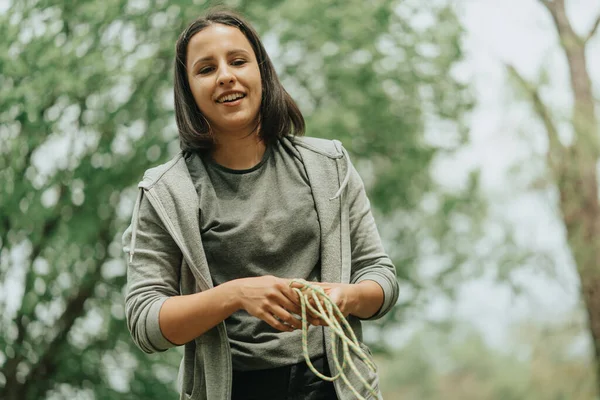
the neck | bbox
[211,131,266,170]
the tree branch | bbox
[538,0,553,12]
[24,266,102,382]
[585,14,600,43]
[0,215,8,244]
[539,0,583,47]
[0,212,64,394]
[18,224,112,398]
[505,64,566,174]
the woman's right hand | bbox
[233,275,320,332]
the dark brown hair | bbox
[174,8,305,152]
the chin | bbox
[216,121,259,135]
[222,116,260,131]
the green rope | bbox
[289,279,378,400]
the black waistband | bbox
[231,355,337,400]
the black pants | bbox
[231,355,338,400]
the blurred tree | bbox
[505,0,600,392]
[0,0,485,398]
[379,315,596,399]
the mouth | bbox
[216,92,246,104]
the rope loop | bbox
[289,279,378,400]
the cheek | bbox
[254,77,263,103]
[255,85,263,104]
[250,68,262,96]
[190,79,212,108]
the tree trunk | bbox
[559,159,600,387]
[538,0,600,392]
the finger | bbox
[287,285,325,325]
[262,312,295,332]
[310,292,328,314]
[289,288,324,325]
[287,281,326,304]
[289,280,307,290]
[302,307,322,326]
[303,296,329,326]
[270,306,302,330]
[267,280,302,313]
[287,294,320,326]
[306,300,323,321]
[283,285,305,308]
[299,301,321,326]
[307,299,329,324]
[278,292,302,315]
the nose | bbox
[217,65,235,86]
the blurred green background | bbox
[1,0,599,398]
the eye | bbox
[198,66,214,75]
[231,59,247,66]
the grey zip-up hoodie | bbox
[122,136,399,399]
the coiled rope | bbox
[289,279,378,400]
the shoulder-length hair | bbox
[174,8,305,152]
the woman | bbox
[123,8,398,400]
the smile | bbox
[216,92,246,103]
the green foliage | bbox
[0,0,483,398]
[379,317,596,399]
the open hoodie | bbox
[122,136,399,400]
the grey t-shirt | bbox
[190,139,325,371]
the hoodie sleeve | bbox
[344,151,399,320]
[122,190,182,353]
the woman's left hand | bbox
[291,282,357,326]
[290,280,384,326]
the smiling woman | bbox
[123,8,398,400]
[185,25,262,146]
[173,10,304,169]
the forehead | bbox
[187,24,255,63]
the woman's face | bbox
[186,24,262,138]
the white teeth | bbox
[218,93,244,103]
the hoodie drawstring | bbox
[329,145,351,201]
[129,188,144,263]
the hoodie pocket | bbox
[180,340,207,399]
[355,342,381,398]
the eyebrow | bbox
[191,49,251,70]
